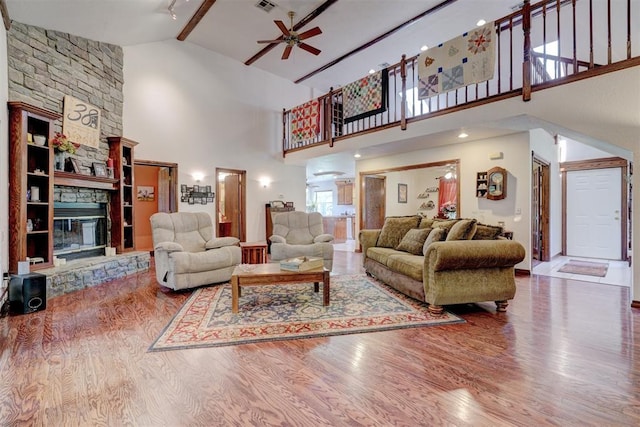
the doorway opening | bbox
[134,160,178,252]
[532,153,550,266]
[216,168,246,241]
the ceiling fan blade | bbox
[298,43,321,56]
[257,39,285,44]
[297,27,322,41]
[282,45,293,60]
[274,20,290,37]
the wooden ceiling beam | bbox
[295,0,459,84]
[244,0,339,66]
[1,0,11,30]
[177,0,218,42]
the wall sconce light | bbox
[259,177,271,188]
[192,172,204,182]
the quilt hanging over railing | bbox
[342,69,389,123]
[290,99,321,143]
[418,22,496,99]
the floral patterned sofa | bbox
[359,216,525,315]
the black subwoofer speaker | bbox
[9,272,47,314]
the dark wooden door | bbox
[363,175,386,230]
[532,155,550,262]
[225,174,241,240]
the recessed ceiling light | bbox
[458,131,469,138]
[420,45,428,51]
[476,19,486,26]
[354,153,361,158]
[368,69,376,74]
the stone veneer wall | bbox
[7,21,124,171]
[6,22,147,297]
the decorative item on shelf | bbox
[51,132,80,171]
[417,187,439,198]
[26,219,33,232]
[92,162,108,177]
[69,158,81,174]
[33,135,46,146]
[440,202,457,219]
[30,186,40,202]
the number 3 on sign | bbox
[63,95,101,149]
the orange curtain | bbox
[438,177,457,217]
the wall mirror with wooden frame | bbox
[359,159,460,231]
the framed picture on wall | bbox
[398,183,408,203]
[137,185,155,201]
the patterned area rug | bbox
[557,259,609,277]
[149,274,464,351]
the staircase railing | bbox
[283,0,638,155]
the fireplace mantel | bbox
[54,171,119,191]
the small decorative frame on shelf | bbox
[93,162,108,177]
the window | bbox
[314,190,333,216]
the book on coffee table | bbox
[279,256,324,271]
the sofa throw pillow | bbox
[446,219,478,241]
[473,223,504,240]
[418,217,435,229]
[376,216,421,248]
[431,218,460,233]
[396,228,431,255]
[422,228,446,255]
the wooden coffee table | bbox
[231,263,330,313]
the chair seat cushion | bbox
[170,246,240,274]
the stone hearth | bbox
[39,251,151,298]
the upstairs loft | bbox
[281,0,640,156]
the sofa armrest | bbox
[206,237,240,249]
[154,241,184,253]
[314,234,334,243]
[359,229,382,261]
[269,235,286,244]
[425,240,525,272]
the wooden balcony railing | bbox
[283,0,638,155]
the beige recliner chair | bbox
[269,211,334,271]
[150,212,241,290]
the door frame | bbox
[134,159,178,213]
[532,152,551,262]
[358,159,460,248]
[215,167,246,241]
[561,157,628,260]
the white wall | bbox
[122,40,314,241]
[357,132,532,270]
[530,128,563,257]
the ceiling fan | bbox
[257,11,322,60]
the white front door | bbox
[566,167,621,259]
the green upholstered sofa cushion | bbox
[446,219,478,241]
[396,228,431,255]
[376,216,421,248]
[473,223,504,240]
[422,227,446,255]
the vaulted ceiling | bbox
[6,0,516,92]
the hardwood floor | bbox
[1,251,639,426]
